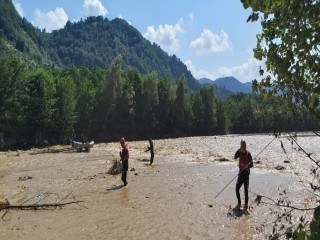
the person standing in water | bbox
[145,138,154,165]
[234,139,253,210]
[119,137,129,186]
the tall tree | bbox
[157,77,174,136]
[125,67,144,135]
[199,86,216,134]
[54,75,77,142]
[190,92,204,134]
[174,76,188,135]
[25,69,56,143]
[216,100,226,134]
[242,0,320,118]
[0,55,26,138]
[144,71,159,134]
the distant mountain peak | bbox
[198,76,252,96]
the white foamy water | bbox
[0,133,318,239]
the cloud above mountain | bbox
[34,7,68,32]
[185,56,262,83]
[144,18,184,54]
[82,0,107,17]
[189,29,232,55]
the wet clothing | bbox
[235,149,253,173]
[234,149,253,207]
[146,141,154,165]
[236,171,249,207]
[120,145,129,185]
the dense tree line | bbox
[0,54,318,149]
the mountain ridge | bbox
[0,0,200,91]
[198,76,252,95]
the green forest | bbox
[1,54,318,149]
[0,0,319,150]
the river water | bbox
[0,133,318,239]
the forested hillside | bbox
[0,0,199,91]
[1,0,319,149]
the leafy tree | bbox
[199,86,216,134]
[54,75,77,142]
[173,76,190,135]
[125,67,144,135]
[143,71,159,134]
[24,69,56,143]
[216,100,226,134]
[242,0,320,118]
[157,77,175,136]
[190,92,204,134]
[0,55,26,138]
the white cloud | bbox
[185,60,218,80]
[34,7,68,32]
[13,2,24,17]
[185,57,263,83]
[189,29,232,55]
[82,0,107,17]
[217,57,262,82]
[143,18,184,54]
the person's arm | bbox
[125,148,129,161]
[234,149,240,159]
[145,146,150,152]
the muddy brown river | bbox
[0,134,317,239]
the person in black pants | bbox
[145,138,154,165]
[119,137,129,186]
[234,139,253,210]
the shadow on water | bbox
[227,207,250,218]
[106,185,124,191]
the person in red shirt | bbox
[119,137,129,186]
[234,139,253,209]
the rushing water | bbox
[0,133,318,239]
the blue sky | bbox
[13,0,263,83]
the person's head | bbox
[119,137,126,147]
[240,139,246,150]
[149,138,152,143]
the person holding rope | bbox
[235,139,253,210]
[119,137,129,186]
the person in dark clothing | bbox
[234,139,253,209]
[119,137,129,186]
[81,133,87,144]
[145,138,154,165]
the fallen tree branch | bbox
[0,195,87,220]
[0,200,84,211]
[250,191,316,211]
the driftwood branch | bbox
[107,159,122,175]
[0,200,84,211]
[0,192,87,220]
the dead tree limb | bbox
[250,190,316,211]
[0,195,87,220]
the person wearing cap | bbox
[234,139,253,210]
[119,137,129,186]
[145,138,154,165]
